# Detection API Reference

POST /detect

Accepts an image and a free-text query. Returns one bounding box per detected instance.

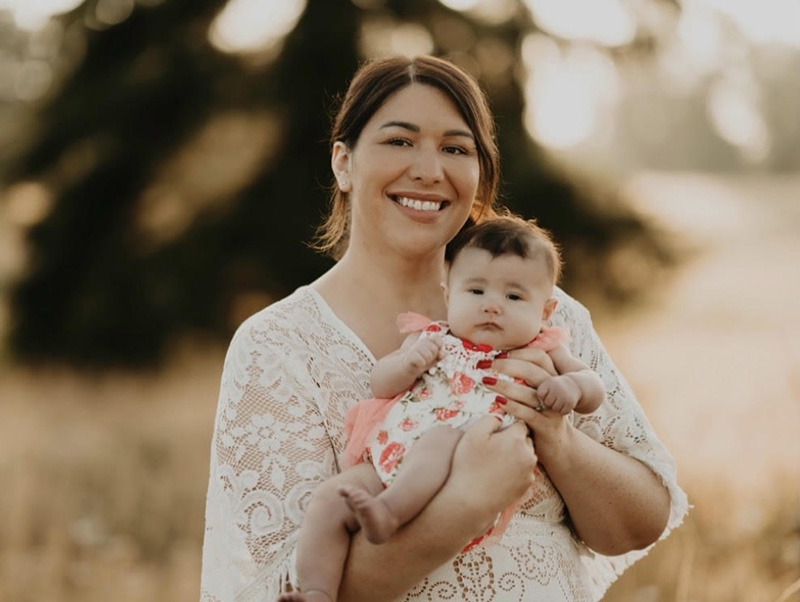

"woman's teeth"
[396,197,443,212]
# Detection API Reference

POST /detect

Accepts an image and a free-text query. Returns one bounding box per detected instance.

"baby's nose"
[482,301,501,314]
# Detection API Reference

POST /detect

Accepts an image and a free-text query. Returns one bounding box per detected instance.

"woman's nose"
[409,144,443,183]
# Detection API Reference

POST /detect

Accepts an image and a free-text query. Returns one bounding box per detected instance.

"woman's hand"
[491,347,557,388]
[482,348,571,469]
[448,416,538,527]
[499,403,573,470]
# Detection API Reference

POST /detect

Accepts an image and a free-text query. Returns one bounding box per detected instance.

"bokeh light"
[522,34,620,149]
[360,18,435,58]
[0,0,84,31]
[522,0,636,47]
[209,0,307,54]
[707,74,771,162]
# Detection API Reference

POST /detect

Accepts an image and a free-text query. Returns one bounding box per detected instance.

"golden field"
[0,173,798,602]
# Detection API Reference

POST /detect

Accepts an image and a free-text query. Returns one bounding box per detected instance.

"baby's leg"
[339,425,463,544]
[278,463,383,602]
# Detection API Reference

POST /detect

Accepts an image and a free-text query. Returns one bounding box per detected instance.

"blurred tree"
[4,0,676,367]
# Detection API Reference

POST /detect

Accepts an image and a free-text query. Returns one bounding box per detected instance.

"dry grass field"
[0,173,797,602]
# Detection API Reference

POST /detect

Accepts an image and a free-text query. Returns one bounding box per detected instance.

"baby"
[279,215,605,602]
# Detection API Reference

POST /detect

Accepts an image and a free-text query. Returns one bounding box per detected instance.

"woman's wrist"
[533,416,579,474]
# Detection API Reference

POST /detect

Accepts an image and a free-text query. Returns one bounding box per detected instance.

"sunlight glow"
[435,0,518,25]
[360,19,434,59]
[4,181,53,227]
[522,0,636,47]
[0,0,84,31]
[135,111,284,249]
[209,0,306,54]
[95,0,134,26]
[707,76,770,162]
[522,35,619,150]
[14,59,53,101]
[437,0,479,11]
[677,3,722,75]
[692,0,800,48]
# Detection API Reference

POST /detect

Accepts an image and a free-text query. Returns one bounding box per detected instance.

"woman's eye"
[386,138,411,147]
[443,145,467,155]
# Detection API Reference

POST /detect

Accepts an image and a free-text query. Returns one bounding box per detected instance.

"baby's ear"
[542,298,558,322]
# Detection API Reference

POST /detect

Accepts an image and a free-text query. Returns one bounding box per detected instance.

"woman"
[200,55,688,602]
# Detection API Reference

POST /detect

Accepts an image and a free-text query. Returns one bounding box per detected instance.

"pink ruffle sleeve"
[527,326,570,352]
[341,312,435,469]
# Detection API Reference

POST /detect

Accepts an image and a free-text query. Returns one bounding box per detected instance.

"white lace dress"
[200,286,688,602]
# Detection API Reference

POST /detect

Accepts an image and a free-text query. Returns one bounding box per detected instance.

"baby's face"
[444,247,555,350]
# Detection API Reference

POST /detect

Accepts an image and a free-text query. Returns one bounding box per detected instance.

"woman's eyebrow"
[379,121,475,140]
[380,120,419,132]
[444,129,474,140]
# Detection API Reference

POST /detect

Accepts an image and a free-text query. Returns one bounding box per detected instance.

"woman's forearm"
[337,479,489,602]
[337,418,537,602]
[542,426,671,555]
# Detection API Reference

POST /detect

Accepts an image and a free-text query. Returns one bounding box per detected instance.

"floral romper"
[342,314,565,550]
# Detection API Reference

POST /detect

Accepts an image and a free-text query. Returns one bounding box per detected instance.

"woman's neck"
[326,247,446,311]
[312,247,449,358]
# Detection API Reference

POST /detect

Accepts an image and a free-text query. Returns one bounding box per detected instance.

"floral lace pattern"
[200,286,688,602]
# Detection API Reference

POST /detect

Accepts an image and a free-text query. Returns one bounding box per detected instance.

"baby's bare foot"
[277,589,333,602]
[337,485,399,544]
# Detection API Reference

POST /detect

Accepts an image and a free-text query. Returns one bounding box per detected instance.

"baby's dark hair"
[445,213,562,284]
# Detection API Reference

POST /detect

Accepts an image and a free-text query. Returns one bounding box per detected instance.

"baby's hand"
[402,336,443,375]
[536,375,581,415]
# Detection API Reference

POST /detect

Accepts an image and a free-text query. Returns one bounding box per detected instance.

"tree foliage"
[5,0,676,367]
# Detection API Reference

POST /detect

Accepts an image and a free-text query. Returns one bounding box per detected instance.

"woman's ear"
[542,298,558,322]
[332,141,352,192]
[441,281,450,305]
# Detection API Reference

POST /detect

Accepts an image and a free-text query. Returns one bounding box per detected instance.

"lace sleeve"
[201,310,337,602]
[551,289,689,599]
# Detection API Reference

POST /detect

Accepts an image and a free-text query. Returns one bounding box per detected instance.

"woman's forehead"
[368,84,471,133]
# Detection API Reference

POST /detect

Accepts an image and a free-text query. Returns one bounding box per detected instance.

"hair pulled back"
[313,55,500,258]
[446,212,563,285]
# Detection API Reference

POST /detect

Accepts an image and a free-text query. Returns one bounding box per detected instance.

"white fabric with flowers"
[363,321,516,482]
[200,285,688,602]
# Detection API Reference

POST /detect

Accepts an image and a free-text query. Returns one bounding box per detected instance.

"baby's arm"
[536,344,605,414]
[370,333,443,399]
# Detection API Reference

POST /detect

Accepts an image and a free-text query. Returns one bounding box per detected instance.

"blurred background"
[0,0,797,600]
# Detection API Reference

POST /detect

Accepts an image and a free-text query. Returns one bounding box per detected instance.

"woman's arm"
[483,299,674,555]
[338,418,538,602]
[502,403,670,554]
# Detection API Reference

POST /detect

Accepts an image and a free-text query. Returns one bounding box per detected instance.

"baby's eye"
[468,288,484,295]
[507,293,523,301]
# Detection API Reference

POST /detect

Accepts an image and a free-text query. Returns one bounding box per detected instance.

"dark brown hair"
[445,213,562,284]
[312,55,500,258]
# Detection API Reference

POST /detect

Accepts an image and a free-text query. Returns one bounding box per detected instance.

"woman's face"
[333,84,481,260]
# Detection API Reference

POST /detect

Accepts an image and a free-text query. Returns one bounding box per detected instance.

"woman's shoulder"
[550,286,591,326]
[230,286,321,351]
